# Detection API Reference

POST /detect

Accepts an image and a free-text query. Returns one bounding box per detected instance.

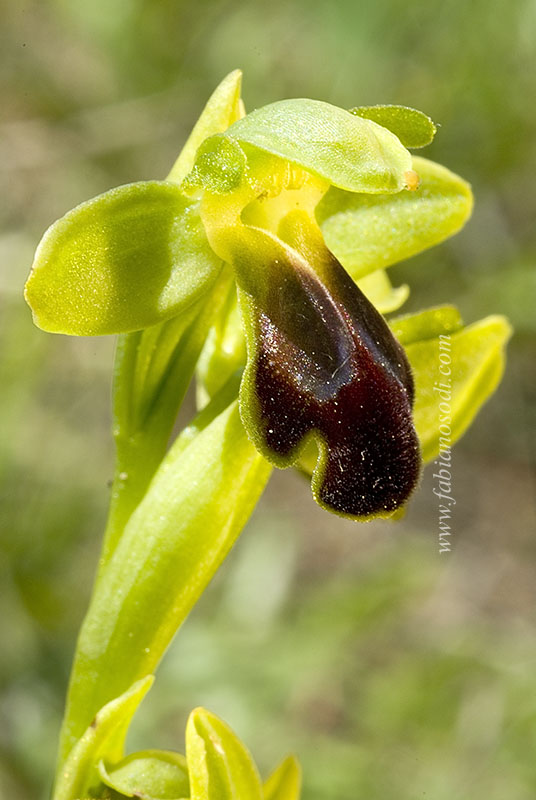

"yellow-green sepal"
[316,156,473,280]
[227,99,413,192]
[25,181,222,335]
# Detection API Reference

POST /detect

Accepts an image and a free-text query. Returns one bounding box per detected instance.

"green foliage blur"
[1,1,535,798]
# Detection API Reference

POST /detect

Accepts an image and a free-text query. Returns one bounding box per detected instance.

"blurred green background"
[1,1,535,798]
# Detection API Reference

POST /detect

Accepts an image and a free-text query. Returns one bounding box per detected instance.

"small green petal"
[167,69,243,184]
[357,269,409,314]
[98,750,189,800]
[407,315,512,462]
[263,755,302,800]
[25,181,222,336]
[186,708,263,800]
[351,105,436,148]
[316,156,473,279]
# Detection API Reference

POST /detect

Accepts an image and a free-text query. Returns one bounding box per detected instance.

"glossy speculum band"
[246,247,421,518]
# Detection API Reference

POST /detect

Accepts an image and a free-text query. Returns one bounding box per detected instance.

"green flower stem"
[93,69,246,572]
[97,271,231,577]
[24,72,508,800]
[57,389,271,775]
[52,72,255,800]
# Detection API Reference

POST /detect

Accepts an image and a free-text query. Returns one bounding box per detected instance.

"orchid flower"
[24,71,510,800]
[24,71,509,522]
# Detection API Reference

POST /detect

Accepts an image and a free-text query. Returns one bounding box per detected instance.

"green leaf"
[406,315,512,462]
[316,156,473,279]
[191,98,413,195]
[25,181,222,335]
[53,676,153,800]
[263,755,302,800]
[389,305,463,346]
[58,393,271,764]
[168,69,243,184]
[186,708,263,800]
[351,105,437,148]
[98,750,189,799]
[357,269,409,314]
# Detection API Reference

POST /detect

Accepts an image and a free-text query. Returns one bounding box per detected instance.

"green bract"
[263,756,302,800]
[24,70,510,800]
[98,750,190,799]
[53,676,154,800]
[186,708,263,800]
[58,686,300,800]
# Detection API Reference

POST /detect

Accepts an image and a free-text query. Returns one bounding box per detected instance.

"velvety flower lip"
[237,215,422,519]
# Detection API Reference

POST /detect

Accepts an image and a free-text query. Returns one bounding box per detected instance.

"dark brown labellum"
[239,233,421,518]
